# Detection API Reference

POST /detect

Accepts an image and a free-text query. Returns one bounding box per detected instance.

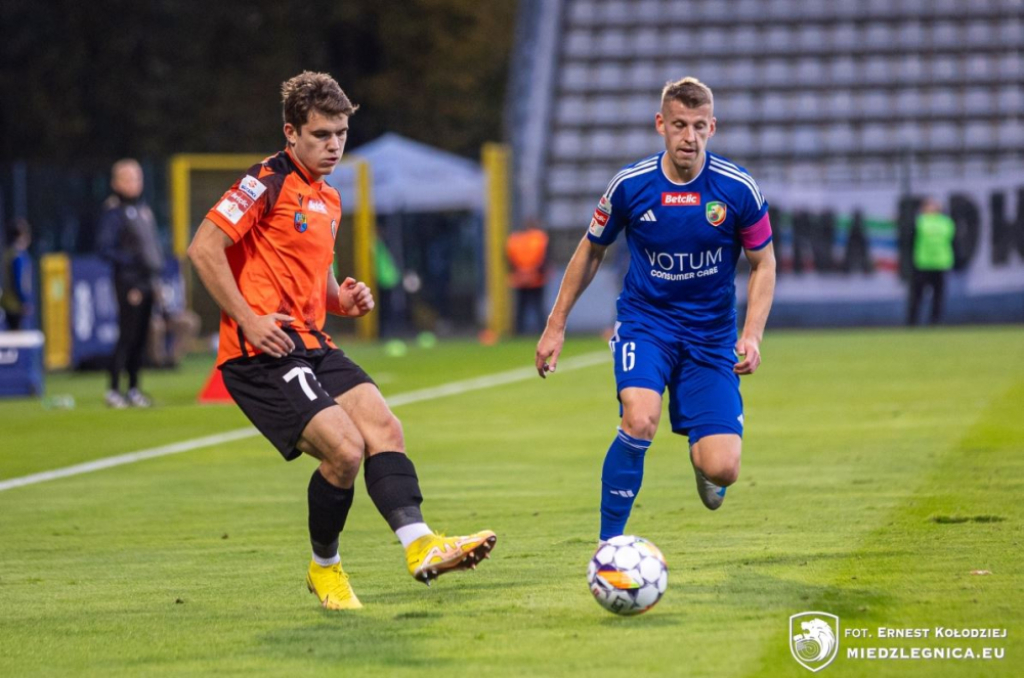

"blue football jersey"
[587,151,771,343]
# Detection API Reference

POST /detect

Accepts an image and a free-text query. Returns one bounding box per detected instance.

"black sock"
[308,468,354,559]
[364,451,424,531]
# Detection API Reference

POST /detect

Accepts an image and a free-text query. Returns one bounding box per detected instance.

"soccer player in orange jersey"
[188,71,495,610]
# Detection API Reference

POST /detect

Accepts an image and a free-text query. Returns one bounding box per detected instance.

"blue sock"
[600,428,652,540]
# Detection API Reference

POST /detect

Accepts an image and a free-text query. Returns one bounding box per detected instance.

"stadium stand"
[510,0,1024,233]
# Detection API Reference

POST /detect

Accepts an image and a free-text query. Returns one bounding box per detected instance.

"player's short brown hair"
[281,71,358,130]
[661,77,714,111]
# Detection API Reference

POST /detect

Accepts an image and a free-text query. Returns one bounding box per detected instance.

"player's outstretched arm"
[187,218,295,358]
[327,272,375,317]
[536,236,608,378]
[735,242,776,375]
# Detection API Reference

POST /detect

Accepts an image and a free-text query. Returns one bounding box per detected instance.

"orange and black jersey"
[205,148,342,366]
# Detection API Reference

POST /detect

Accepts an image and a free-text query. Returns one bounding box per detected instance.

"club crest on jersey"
[294,212,308,233]
[706,201,727,227]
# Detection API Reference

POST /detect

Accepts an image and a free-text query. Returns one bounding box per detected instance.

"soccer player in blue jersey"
[535,77,776,542]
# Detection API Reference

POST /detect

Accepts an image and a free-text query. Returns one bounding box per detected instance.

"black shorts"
[221,348,375,461]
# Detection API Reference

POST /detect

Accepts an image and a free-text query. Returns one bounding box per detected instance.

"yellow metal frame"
[167,153,378,340]
[352,160,377,340]
[39,253,71,369]
[169,154,267,258]
[482,143,511,337]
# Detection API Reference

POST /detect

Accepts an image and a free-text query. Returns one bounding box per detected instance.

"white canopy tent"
[328,133,485,214]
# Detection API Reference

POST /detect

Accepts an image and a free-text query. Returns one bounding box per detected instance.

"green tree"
[0,0,516,160]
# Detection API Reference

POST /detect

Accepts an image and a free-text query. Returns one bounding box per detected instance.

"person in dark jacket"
[97,159,163,408]
[1,218,33,330]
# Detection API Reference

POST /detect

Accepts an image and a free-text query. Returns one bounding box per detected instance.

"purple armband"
[741,213,772,250]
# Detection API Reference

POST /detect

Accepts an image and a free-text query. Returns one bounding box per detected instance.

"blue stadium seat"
[931,21,960,49]
[931,90,960,115]
[997,119,1024,146]
[899,55,927,83]
[763,60,790,86]
[964,54,992,80]
[864,57,894,85]
[793,127,820,155]
[998,53,1020,78]
[825,124,857,153]
[999,16,1023,46]
[929,123,960,152]
[561,63,590,91]
[593,63,626,90]
[861,124,890,152]
[718,126,757,157]
[964,88,994,115]
[964,122,994,148]
[997,86,1023,114]
[598,30,630,58]
[831,57,858,85]
[931,56,959,82]
[894,121,925,151]
[798,25,828,50]
[826,90,855,117]
[553,131,584,160]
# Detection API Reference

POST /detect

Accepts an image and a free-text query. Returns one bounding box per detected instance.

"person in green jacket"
[907,197,955,326]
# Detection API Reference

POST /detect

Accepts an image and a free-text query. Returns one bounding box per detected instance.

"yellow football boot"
[306,560,363,610]
[405,530,497,584]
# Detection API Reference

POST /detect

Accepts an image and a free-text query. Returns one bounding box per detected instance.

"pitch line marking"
[0,351,608,492]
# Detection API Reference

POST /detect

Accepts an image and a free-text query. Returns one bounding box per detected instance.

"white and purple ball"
[587,535,668,615]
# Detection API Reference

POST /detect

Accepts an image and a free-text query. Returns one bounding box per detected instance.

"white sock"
[312,552,341,567]
[395,522,433,548]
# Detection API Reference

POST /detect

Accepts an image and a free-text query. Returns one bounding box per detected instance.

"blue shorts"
[608,321,743,445]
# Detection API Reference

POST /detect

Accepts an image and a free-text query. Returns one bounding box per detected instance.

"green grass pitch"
[1,327,1021,677]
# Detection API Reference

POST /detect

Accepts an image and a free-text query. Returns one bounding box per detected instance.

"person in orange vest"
[506,218,549,335]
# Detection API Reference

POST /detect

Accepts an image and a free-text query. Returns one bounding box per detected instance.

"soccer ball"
[587,535,668,615]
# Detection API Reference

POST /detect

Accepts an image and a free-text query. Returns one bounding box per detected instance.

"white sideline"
[0,351,608,493]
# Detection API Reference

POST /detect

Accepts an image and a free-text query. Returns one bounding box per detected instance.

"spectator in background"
[374,236,403,337]
[907,197,955,326]
[842,209,874,274]
[147,261,200,369]
[506,218,549,335]
[1,218,34,330]
[148,294,201,368]
[97,158,163,407]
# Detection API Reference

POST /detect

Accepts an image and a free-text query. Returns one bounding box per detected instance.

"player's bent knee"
[706,461,740,487]
[693,435,742,486]
[621,412,659,441]
[706,450,741,486]
[323,439,363,479]
[361,412,405,455]
[380,413,405,450]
